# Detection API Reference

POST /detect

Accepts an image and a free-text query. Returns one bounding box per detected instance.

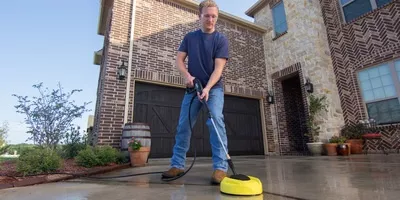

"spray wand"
[193,78,240,177]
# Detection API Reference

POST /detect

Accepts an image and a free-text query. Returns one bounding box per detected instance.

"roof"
[97,0,113,35]
[245,0,267,18]
[96,0,268,36]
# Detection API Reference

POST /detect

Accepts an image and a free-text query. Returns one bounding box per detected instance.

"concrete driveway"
[1,155,399,200]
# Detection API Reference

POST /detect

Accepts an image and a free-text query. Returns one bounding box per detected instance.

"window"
[358,60,400,125]
[272,1,288,36]
[340,0,393,22]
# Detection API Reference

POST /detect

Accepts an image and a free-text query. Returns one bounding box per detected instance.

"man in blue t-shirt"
[161,0,229,185]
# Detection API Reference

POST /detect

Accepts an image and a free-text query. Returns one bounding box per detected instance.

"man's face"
[200,7,218,32]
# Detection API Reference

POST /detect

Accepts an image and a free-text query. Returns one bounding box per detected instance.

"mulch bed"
[0,159,130,189]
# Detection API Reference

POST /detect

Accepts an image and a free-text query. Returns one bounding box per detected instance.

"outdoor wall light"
[117,60,128,80]
[267,91,274,104]
[304,78,314,93]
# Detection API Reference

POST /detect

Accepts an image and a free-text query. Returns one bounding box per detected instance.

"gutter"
[124,0,137,124]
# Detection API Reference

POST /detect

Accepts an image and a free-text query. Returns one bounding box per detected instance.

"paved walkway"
[1,154,400,200]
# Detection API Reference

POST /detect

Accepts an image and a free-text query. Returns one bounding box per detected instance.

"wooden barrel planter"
[121,123,151,165]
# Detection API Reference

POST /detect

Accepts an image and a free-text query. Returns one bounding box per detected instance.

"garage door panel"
[134,82,264,158]
[224,112,260,138]
[150,137,175,158]
[150,105,181,136]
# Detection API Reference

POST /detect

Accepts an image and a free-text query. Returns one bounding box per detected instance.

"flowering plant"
[128,137,142,151]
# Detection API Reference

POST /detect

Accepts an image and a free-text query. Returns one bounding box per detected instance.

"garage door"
[133,82,264,158]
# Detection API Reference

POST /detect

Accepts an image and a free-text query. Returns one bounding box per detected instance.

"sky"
[0,0,259,144]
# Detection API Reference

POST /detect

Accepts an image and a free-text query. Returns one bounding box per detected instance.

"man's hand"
[185,75,195,88]
[198,87,210,102]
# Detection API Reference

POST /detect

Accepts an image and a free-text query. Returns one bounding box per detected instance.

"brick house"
[245,0,400,154]
[316,0,400,152]
[92,0,400,157]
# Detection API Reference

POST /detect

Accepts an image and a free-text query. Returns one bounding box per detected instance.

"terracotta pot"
[324,143,338,156]
[128,146,150,167]
[346,139,363,154]
[345,143,351,155]
[336,144,350,156]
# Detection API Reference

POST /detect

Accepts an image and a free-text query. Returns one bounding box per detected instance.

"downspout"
[124,0,137,124]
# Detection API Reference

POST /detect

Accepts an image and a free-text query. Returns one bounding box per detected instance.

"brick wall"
[93,0,271,150]
[319,1,400,151]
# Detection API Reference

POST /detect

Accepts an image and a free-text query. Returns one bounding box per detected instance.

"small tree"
[305,94,328,143]
[13,82,91,150]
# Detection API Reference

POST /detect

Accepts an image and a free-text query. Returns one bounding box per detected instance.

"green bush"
[95,145,118,165]
[75,147,100,168]
[60,143,87,159]
[16,147,62,176]
[75,145,119,168]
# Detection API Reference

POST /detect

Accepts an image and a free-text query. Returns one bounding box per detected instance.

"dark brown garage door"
[133,82,264,158]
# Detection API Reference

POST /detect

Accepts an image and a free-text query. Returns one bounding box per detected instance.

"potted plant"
[340,123,364,154]
[324,136,340,156]
[128,137,150,167]
[305,94,328,156]
[336,136,350,156]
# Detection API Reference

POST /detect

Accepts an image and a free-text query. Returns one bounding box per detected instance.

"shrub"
[60,126,88,159]
[75,147,100,168]
[60,143,87,159]
[16,147,62,176]
[95,145,118,165]
[75,145,119,168]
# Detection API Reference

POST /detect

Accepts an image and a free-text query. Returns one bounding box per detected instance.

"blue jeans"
[170,87,228,172]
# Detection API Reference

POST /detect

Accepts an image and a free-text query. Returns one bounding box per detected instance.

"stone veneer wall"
[93,0,271,151]
[251,0,345,153]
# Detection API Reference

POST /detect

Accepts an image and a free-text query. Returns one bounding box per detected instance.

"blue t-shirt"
[178,29,229,89]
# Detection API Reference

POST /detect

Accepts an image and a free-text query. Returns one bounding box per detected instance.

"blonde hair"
[199,0,219,14]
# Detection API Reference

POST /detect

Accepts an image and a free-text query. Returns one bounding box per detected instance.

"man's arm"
[176,51,194,87]
[204,58,227,90]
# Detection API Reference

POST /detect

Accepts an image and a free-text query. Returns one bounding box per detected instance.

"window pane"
[273,2,287,35]
[358,64,397,101]
[363,90,375,101]
[370,77,382,88]
[366,98,400,124]
[373,88,385,99]
[275,23,288,35]
[379,65,391,75]
[361,80,372,90]
[368,67,380,78]
[343,0,372,22]
[384,86,396,97]
[381,74,393,86]
[359,71,369,81]
[376,0,393,7]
